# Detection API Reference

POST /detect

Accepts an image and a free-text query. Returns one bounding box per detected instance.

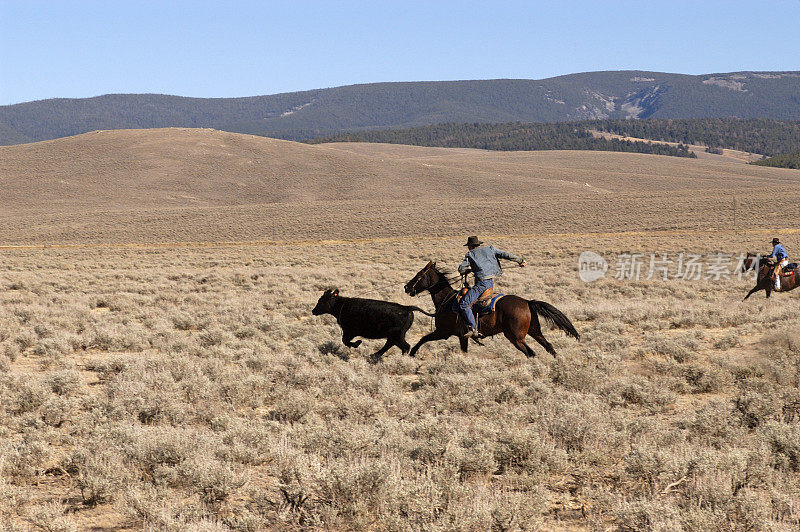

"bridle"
[408,264,460,314]
[407,264,433,296]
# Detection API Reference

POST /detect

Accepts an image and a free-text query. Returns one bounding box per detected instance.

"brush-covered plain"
[1,234,799,531]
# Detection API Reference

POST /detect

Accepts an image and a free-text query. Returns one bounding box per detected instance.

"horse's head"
[738,252,760,273]
[404,261,437,296]
[312,288,339,315]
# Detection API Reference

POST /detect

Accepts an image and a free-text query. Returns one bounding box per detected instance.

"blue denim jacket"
[458,245,522,280]
[769,244,787,261]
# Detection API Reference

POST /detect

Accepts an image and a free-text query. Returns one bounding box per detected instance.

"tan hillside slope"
[1,128,799,245]
[0,128,427,210]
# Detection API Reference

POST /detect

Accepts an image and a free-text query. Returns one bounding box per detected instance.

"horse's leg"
[409,329,450,357]
[766,286,771,298]
[459,336,469,353]
[525,311,556,355]
[506,333,536,357]
[743,285,762,301]
[531,333,557,356]
[504,330,536,357]
[495,300,535,357]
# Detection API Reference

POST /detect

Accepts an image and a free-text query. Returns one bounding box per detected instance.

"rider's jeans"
[776,259,789,289]
[459,278,494,329]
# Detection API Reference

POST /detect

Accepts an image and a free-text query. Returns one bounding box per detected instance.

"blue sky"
[2,0,799,105]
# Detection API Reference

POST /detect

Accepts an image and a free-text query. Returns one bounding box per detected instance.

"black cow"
[312,288,435,362]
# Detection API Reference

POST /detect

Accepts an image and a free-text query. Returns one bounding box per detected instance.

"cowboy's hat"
[464,236,483,247]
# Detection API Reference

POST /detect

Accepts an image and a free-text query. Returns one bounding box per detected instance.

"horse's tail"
[406,305,437,317]
[529,300,580,340]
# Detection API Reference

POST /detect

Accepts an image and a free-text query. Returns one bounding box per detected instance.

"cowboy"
[768,237,788,290]
[458,236,526,339]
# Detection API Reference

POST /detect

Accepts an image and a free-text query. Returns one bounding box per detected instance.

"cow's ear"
[332,288,339,296]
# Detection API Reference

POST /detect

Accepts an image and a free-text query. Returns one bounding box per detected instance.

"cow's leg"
[409,329,450,357]
[342,332,362,348]
[369,339,394,363]
[398,337,411,356]
[397,317,413,356]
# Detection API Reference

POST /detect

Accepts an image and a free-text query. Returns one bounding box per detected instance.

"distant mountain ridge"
[2,70,800,145]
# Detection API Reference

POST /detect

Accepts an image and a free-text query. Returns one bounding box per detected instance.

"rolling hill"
[2,70,800,145]
[1,128,799,246]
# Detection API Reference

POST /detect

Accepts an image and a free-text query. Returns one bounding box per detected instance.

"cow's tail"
[406,306,437,317]
[529,300,580,340]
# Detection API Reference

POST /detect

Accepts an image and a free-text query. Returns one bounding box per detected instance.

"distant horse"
[404,262,579,357]
[743,260,800,300]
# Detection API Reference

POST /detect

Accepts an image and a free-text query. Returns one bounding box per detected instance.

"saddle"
[454,287,505,316]
[456,286,494,309]
[773,261,797,277]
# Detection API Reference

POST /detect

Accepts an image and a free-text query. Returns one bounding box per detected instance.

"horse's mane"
[432,264,453,276]
[431,263,461,286]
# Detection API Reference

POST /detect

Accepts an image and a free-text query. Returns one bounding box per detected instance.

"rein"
[422,269,460,314]
[434,290,458,313]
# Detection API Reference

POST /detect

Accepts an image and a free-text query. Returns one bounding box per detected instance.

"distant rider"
[458,236,526,339]
[768,237,788,290]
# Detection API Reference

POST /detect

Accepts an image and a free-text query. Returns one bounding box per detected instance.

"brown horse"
[743,261,800,300]
[404,262,579,357]
[738,252,761,273]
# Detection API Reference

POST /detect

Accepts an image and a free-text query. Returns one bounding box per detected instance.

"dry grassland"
[2,129,800,246]
[2,234,799,531]
[1,129,799,530]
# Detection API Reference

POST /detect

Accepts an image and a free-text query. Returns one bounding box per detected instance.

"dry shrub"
[494,426,568,476]
[603,375,675,411]
[63,448,130,506]
[45,369,81,396]
[180,456,247,505]
[761,422,800,473]
[614,498,682,532]
[318,340,348,361]
[24,501,77,532]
